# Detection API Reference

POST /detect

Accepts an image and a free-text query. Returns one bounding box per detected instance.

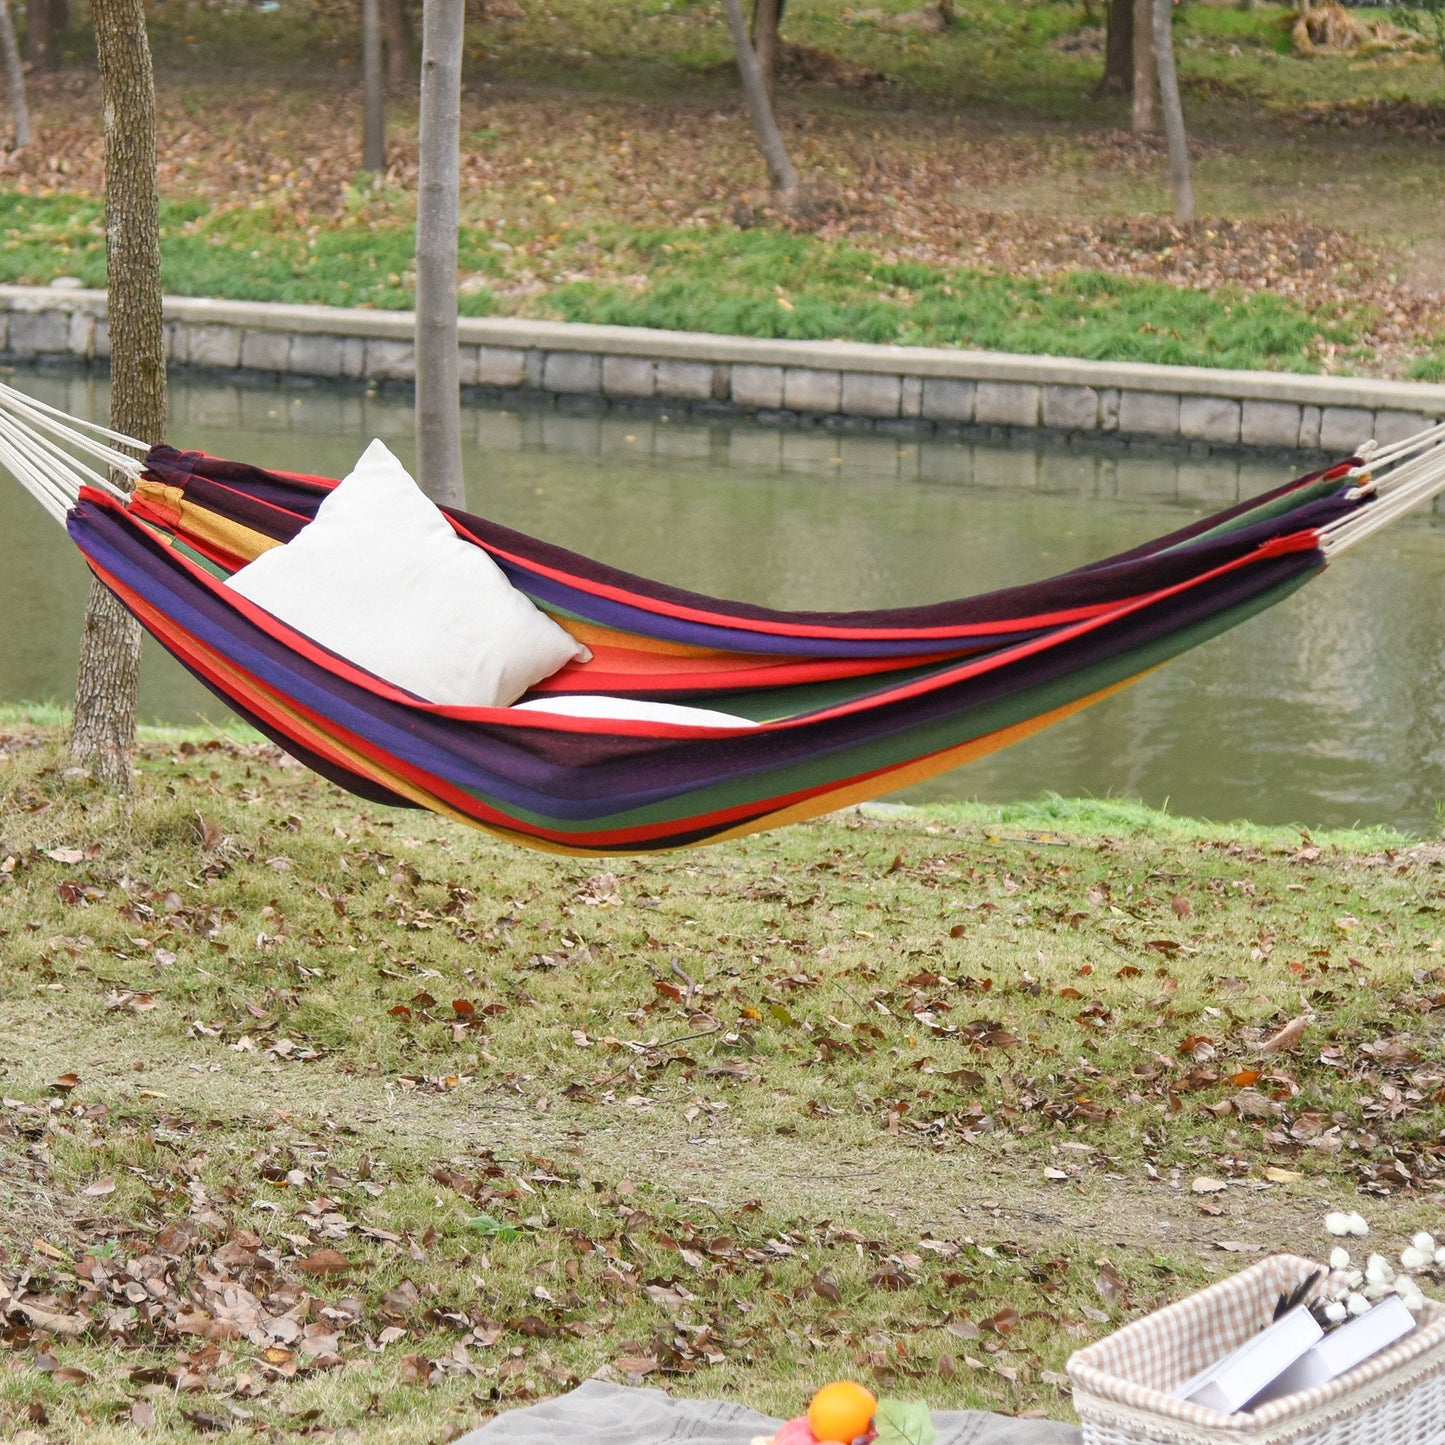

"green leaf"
[872,1398,936,1445]
[467,1212,522,1242]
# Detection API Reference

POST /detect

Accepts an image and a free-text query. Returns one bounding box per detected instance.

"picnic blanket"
[454,1379,1082,1444]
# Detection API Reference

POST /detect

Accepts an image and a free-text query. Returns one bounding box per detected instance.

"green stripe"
[1161,477,1343,553]
[448,567,1319,839]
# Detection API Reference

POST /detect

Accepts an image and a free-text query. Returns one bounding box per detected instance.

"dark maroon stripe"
[149,446,1356,638]
[1086,462,1349,567]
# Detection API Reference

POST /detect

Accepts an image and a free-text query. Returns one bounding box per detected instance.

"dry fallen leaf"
[811,1271,841,1303]
[1192,1176,1229,1194]
[1262,1016,1310,1055]
[16,1302,87,1336]
[1263,1166,1305,1184]
[80,1177,116,1198]
[296,1248,351,1276]
[615,1355,658,1376]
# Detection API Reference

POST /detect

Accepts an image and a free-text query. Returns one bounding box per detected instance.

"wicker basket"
[1066,1254,1445,1445]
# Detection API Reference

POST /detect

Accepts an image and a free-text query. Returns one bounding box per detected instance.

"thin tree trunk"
[383,0,409,87]
[414,0,464,509]
[1153,0,1194,224]
[751,0,783,103]
[73,0,165,788]
[1099,0,1133,95]
[722,0,797,203]
[25,0,53,69]
[1132,0,1156,135]
[362,0,386,171]
[0,0,31,148]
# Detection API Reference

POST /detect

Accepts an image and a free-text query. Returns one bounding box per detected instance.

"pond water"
[3,370,1444,835]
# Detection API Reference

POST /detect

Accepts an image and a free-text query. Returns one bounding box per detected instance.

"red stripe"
[783,528,1325,729]
[439,512,1130,643]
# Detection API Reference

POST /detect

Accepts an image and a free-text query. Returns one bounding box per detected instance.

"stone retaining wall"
[4,285,1443,455]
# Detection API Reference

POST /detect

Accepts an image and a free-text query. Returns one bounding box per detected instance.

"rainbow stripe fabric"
[64,445,1368,854]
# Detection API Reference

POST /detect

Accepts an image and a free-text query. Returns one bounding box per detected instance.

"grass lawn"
[1,1,1443,378]
[3,717,1445,1440]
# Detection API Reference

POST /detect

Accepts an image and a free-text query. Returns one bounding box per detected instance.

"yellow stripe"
[134,481,282,565]
[559,618,742,660]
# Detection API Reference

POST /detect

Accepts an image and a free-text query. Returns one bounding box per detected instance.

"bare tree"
[0,0,30,149]
[25,0,61,70]
[1153,0,1194,223]
[1099,0,1133,94]
[1132,0,1157,135]
[72,0,165,787]
[383,0,410,87]
[414,0,464,508]
[362,0,386,172]
[722,0,798,205]
[752,0,783,101]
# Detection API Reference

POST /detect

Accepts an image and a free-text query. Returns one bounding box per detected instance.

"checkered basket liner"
[1067,1254,1445,1444]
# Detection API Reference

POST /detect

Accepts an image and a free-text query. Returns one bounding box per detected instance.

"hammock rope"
[0,380,142,523]
[1320,419,1445,558]
[4,384,1445,854]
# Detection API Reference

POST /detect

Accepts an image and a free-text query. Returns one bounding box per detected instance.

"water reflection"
[2,371,1442,834]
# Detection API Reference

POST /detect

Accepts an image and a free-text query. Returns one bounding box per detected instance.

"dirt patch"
[2,997,1439,1270]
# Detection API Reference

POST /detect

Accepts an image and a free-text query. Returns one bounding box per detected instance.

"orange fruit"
[807,1381,877,1444]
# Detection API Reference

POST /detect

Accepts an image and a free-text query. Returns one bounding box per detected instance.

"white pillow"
[513,695,758,729]
[225,439,589,707]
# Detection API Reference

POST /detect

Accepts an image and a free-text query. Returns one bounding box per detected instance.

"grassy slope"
[2,723,1443,1440]
[0,193,1365,371]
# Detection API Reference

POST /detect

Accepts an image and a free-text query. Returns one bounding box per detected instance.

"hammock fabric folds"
[65,444,1369,854]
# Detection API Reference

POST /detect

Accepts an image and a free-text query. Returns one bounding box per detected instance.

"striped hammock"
[4,383,1445,855]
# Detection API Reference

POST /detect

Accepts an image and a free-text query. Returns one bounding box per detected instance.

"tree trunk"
[73,0,165,788]
[1099,0,1133,95]
[0,0,31,148]
[722,0,798,203]
[414,0,464,509]
[751,0,783,103]
[383,0,409,87]
[362,0,386,171]
[1153,0,1194,224]
[1132,0,1157,135]
[25,0,61,69]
